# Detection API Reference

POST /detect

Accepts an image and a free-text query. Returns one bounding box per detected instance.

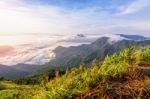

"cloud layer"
[0,34,104,65]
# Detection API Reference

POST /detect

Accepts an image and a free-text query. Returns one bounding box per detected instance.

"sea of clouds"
[0,34,125,65]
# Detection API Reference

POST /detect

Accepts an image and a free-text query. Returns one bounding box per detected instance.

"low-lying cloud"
[0,46,14,57]
[0,34,104,65]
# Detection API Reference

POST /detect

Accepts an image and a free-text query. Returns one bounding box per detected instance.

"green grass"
[0,81,19,90]
[0,81,49,99]
[140,45,150,61]
[0,45,150,99]
[46,66,102,98]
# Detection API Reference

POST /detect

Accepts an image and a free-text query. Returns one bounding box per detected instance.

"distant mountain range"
[0,63,44,79]
[1,34,150,79]
[117,34,150,41]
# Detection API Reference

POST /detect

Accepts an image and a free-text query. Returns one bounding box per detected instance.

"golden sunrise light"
[0,0,150,98]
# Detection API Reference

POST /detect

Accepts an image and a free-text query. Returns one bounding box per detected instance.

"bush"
[140,45,150,61]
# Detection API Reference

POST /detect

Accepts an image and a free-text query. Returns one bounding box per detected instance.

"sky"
[0,0,150,36]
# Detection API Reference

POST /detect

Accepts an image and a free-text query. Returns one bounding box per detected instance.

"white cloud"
[119,0,150,15]
[0,0,150,35]
[0,0,73,34]
[0,0,120,34]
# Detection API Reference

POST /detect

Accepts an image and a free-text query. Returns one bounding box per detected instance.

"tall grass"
[0,81,49,99]
[140,45,150,61]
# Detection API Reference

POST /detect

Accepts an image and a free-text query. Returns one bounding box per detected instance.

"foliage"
[140,45,150,61]
[100,47,138,80]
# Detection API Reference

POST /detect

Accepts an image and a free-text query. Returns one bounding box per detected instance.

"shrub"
[140,45,150,61]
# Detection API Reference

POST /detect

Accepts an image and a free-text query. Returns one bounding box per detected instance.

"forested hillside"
[49,37,150,68]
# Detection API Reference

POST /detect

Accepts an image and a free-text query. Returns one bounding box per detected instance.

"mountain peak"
[93,34,125,45]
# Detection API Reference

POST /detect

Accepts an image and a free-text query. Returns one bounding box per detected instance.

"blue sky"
[26,0,132,9]
[0,0,150,36]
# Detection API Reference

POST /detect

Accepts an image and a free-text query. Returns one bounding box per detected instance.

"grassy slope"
[0,81,48,99]
[0,46,150,99]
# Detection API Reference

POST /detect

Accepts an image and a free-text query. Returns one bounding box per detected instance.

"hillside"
[0,64,49,80]
[49,37,150,67]
[0,64,29,79]
[0,45,150,99]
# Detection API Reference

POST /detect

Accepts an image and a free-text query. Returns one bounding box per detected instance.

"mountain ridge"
[49,37,150,67]
[1,34,150,79]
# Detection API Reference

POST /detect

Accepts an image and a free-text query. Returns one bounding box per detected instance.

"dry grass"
[74,61,150,99]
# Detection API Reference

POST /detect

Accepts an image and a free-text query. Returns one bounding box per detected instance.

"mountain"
[0,64,29,79]
[1,34,150,79]
[49,35,150,68]
[0,63,48,79]
[117,34,150,41]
